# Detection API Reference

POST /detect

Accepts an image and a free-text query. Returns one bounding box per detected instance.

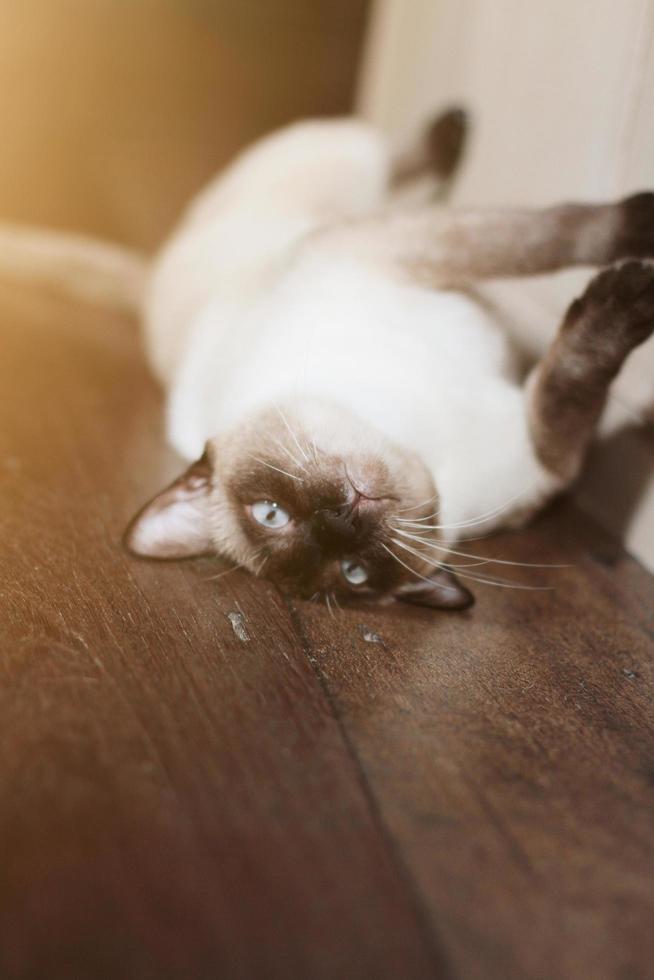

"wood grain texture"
[293,510,654,980]
[0,281,653,979]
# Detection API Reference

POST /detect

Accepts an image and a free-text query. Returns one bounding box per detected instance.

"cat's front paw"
[575,259,654,351]
[614,191,654,259]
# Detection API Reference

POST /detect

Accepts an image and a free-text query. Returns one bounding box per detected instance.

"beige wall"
[0,0,369,250]
[360,0,654,569]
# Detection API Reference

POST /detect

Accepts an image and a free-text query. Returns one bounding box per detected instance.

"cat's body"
[144,119,555,546]
[3,111,653,608]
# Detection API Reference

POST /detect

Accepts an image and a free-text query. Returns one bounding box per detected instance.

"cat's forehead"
[227,456,348,511]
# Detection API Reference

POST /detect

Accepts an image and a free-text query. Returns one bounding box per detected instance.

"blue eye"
[341,559,368,585]
[251,500,290,529]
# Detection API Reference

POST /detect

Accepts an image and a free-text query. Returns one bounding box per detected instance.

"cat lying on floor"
[120,110,654,609]
[6,110,654,610]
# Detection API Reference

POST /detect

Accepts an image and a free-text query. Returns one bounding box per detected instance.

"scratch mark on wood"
[227,610,250,643]
[359,625,384,646]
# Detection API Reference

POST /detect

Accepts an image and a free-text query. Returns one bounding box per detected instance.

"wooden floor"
[1,281,654,980]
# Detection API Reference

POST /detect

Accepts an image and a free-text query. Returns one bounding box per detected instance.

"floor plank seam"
[283,598,453,980]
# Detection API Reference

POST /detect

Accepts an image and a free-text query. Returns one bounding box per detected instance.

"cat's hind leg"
[333,190,654,287]
[526,260,654,483]
[390,107,469,204]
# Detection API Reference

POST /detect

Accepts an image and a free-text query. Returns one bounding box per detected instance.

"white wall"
[358,0,654,569]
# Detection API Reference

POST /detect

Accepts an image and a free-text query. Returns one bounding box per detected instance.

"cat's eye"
[341,559,368,586]
[251,499,290,529]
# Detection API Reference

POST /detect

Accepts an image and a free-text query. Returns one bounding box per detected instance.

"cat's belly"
[167,258,559,534]
[202,261,518,447]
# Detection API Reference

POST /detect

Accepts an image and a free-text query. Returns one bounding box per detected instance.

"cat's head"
[125,401,473,611]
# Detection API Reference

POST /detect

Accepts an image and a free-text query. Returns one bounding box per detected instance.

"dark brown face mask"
[124,450,474,613]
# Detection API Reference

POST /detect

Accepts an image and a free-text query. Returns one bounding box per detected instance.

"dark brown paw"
[574,259,654,350]
[614,191,654,259]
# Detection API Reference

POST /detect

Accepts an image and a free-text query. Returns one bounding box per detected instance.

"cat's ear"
[394,568,474,611]
[124,449,215,559]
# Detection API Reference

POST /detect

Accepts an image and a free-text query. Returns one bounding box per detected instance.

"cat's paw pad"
[615,191,654,259]
[579,259,654,348]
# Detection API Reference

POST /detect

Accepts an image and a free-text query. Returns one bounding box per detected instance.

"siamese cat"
[5,110,654,609]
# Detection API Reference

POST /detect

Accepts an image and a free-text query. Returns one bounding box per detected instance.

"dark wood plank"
[0,283,441,980]
[292,503,654,980]
[4,279,653,980]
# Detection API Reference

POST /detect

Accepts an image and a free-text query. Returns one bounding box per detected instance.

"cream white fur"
[144,118,561,541]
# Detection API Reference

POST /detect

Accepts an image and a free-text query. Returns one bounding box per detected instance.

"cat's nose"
[312,498,359,549]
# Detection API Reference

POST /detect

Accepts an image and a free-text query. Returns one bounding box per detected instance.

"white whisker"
[393,521,513,544]
[306,438,322,466]
[204,564,242,582]
[204,547,264,582]
[391,531,516,567]
[390,538,446,573]
[380,542,450,590]
[392,528,570,569]
[248,454,304,483]
[391,538,554,591]
[394,486,536,533]
[270,434,308,473]
[452,528,507,543]
[394,509,440,524]
[437,487,536,531]
[423,554,494,569]
[253,554,269,577]
[444,570,554,591]
[396,492,439,514]
[394,514,438,527]
[275,405,310,464]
